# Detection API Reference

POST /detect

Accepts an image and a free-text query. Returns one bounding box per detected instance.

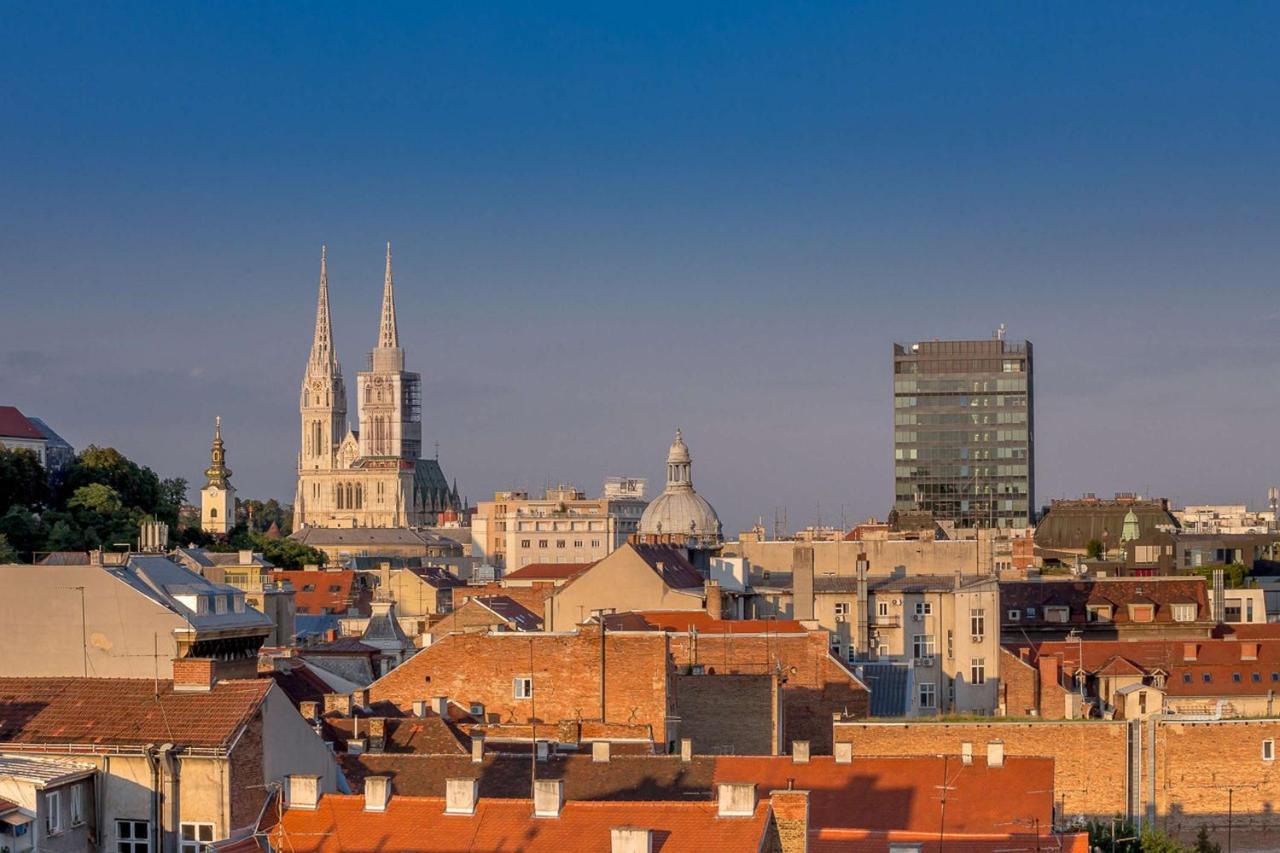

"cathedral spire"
[310,245,337,370]
[204,415,232,488]
[378,241,399,349]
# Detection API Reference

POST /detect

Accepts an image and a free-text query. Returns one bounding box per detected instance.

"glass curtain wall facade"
[893,339,1034,528]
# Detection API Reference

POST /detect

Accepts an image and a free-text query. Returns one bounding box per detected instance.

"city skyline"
[4,4,1280,533]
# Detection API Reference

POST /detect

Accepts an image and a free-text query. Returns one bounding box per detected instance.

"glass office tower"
[892,338,1034,528]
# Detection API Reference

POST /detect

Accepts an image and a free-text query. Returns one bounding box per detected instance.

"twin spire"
[309,243,401,367]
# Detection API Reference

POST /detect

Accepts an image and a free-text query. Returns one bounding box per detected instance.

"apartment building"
[472,483,647,570]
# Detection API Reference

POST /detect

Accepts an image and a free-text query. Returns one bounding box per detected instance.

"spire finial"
[379,241,399,348]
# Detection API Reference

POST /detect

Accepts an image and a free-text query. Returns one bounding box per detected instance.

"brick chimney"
[172,657,216,693]
[767,789,810,853]
[324,693,353,717]
[351,689,370,711]
[299,701,320,723]
[704,580,722,620]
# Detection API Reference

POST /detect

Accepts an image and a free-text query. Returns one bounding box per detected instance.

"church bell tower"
[201,416,236,535]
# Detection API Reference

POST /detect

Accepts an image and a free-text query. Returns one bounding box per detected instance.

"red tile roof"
[810,829,1090,852]
[0,406,44,441]
[713,755,1054,836]
[502,562,591,581]
[273,569,365,616]
[622,611,809,634]
[1000,578,1209,628]
[262,793,771,852]
[0,678,272,749]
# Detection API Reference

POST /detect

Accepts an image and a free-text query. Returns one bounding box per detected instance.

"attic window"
[1007,609,1020,621]
[1172,604,1195,622]
[1128,604,1154,623]
[1087,605,1113,623]
[1183,673,1192,684]
[1044,606,1069,624]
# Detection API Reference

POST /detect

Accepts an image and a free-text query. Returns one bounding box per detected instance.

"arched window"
[365,386,372,404]
[355,484,363,509]
[210,507,218,518]
[336,484,344,509]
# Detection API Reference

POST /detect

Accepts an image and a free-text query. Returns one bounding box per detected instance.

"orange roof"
[630,611,809,634]
[1027,638,1280,697]
[274,569,364,615]
[0,677,271,749]
[713,755,1054,835]
[502,562,591,581]
[263,794,771,852]
[811,829,1090,852]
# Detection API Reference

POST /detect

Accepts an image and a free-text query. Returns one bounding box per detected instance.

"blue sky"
[2,3,1279,532]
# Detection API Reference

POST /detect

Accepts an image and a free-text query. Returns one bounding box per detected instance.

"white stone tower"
[201,416,236,534]
[357,243,422,461]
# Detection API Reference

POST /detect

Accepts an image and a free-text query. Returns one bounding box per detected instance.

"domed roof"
[639,429,722,547]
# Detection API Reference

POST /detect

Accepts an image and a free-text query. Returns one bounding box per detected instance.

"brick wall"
[172,657,216,691]
[668,630,869,752]
[766,789,809,853]
[370,625,674,746]
[1153,719,1280,836]
[676,674,776,755]
[999,648,1071,719]
[834,720,1129,820]
[228,708,267,830]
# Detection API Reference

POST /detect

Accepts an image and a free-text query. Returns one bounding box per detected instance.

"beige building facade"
[473,483,646,570]
[294,246,459,530]
[543,543,707,631]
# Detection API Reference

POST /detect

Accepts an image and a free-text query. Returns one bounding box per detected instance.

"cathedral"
[294,245,460,529]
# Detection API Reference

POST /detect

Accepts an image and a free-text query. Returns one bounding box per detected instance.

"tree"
[0,505,43,559]
[1140,829,1190,853]
[60,446,162,516]
[0,447,48,513]
[1086,538,1105,560]
[44,519,82,552]
[0,533,17,564]
[1192,826,1220,853]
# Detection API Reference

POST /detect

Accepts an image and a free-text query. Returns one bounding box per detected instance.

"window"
[970,657,986,685]
[1044,606,1069,623]
[877,601,889,617]
[914,602,932,616]
[520,540,531,548]
[71,783,83,826]
[1203,673,1213,684]
[513,677,533,699]
[1233,673,1242,683]
[918,682,936,709]
[45,789,61,834]
[1007,609,1020,621]
[180,822,214,853]
[302,584,316,592]
[1264,740,1275,762]
[1182,673,1192,684]
[1087,605,1113,623]
[834,602,850,617]
[591,540,601,547]
[573,540,583,548]
[1252,672,1262,683]
[328,584,342,593]
[1172,603,1195,622]
[969,608,985,639]
[214,595,227,615]
[556,540,565,548]
[1129,604,1154,623]
[1138,691,1148,715]
[117,819,150,852]
[912,634,935,660]
[538,540,548,548]
[209,507,217,518]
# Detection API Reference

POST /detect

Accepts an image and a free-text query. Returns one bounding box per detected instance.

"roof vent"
[285,775,321,811]
[471,735,485,764]
[611,827,653,853]
[716,782,757,817]
[987,740,1004,768]
[791,740,810,764]
[680,738,693,762]
[364,776,391,812]
[834,741,852,764]
[533,779,564,818]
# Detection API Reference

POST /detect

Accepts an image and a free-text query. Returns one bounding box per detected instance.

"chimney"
[432,696,449,716]
[380,561,393,597]
[961,742,973,766]
[324,628,338,643]
[1242,642,1260,662]
[445,778,479,815]
[680,738,693,762]
[791,740,810,764]
[239,549,253,565]
[299,701,320,723]
[412,699,428,718]
[987,741,1004,768]
[592,741,611,763]
[533,779,564,817]
[324,693,353,717]
[1039,655,1060,690]
[352,689,370,711]
[471,735,485,764]
[717,782,757,817]
[834,741,852,764]
[285,775,321,810]
[364,776,391,812]
[172,657,216,693]
[610,827,653,853]
[704,580,722,620]
[1183,643,1199,662]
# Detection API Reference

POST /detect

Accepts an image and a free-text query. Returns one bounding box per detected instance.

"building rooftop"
[0,677,272,750]
[0,405,45,441]
[502,562,592,581]
[470,596,543,631]
[0,754,96,785]
[999,578,1210,628]
[601,610,809,634]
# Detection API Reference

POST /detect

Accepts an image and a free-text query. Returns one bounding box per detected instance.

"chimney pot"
[834,741,852,764]
[533,779,564,817]
[364,776,391,812]
[445,778,479,815]
[791,740,810,764]
[717,782,757,817]
[592,741,611,763]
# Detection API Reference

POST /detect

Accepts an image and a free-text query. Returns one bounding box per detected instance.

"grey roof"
[808,574,996,594]
[295,613,342,638]
[0,755,96,785]
[854,663,912,717]
[474,596,543,630]
[25,417,72,451]
[362,603,414,651]
[173,547,273,570]
[120,555,272,633]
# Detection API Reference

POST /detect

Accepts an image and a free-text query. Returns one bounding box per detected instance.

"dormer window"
[1128,604,1155,623]
[1044,606,1070,624]
[1087,605,1113,623]
[214,595,228,615]
[1171,603,1195,623]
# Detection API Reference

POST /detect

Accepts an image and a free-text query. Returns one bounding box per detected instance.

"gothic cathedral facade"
[294,245,460,529]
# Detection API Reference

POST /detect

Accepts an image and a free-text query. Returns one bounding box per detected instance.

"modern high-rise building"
[892,337,1034,528]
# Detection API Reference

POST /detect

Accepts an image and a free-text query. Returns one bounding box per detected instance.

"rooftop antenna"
[995,323,1007,341]
[1269,487,1278,527]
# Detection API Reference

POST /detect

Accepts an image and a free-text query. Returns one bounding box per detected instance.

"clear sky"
[3,3,1279,533]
